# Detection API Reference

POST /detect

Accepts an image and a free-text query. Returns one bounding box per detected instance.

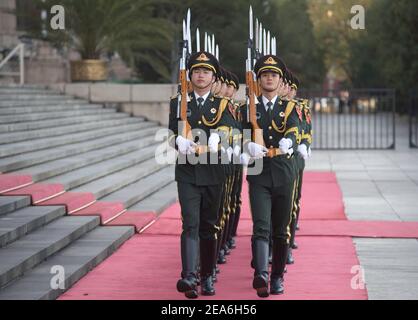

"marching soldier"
[168,51,236,298]
[215,70,242,266]
[225,72,244,252]
[285,74,312,263]
[241,55,302,297]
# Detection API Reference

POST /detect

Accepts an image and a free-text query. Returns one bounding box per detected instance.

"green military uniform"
[289,95,312,252]
[241,55,301,297]
[169,51,235,298]
[227,100,245,250]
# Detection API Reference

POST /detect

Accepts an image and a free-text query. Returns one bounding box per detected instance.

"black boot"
[200,239,217,296]
[228,237,236,249]
[252,239,270,298]
[212,268,217,283]
[286,248,295,265]
[250,238,255,269]
[291,241,298,250]
[217,248,227,264]
[177,237,199,299]
[270,240,288,295]
[223,243,231,256]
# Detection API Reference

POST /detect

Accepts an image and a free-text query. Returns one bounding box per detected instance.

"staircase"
[0,85,177,299]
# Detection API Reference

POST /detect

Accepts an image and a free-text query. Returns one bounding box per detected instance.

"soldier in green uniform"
[241,55,302,297]
[216,70,243,264]
[225,72,244,253]
[213,67,234,267]
[285,74,312,264]
[168,51,236,299]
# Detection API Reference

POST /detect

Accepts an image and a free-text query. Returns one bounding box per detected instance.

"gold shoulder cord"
[202,98,229,127]
[272,100,296,133]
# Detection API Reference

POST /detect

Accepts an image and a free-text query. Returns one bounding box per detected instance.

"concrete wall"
[0,0,18,49]
[48,83,246,126]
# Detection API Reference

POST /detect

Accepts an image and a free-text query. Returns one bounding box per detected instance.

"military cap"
[187,51,219,76]
[217,66,227,83]
[290,74,300,90]
[228,72,240,90]
[254,54,287,78]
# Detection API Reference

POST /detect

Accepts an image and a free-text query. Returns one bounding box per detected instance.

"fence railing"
[0,43,25,85]
[410,90,418,148]
[298,89,396,150]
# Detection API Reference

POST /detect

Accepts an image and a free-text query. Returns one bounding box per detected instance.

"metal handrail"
[0,43,25,85]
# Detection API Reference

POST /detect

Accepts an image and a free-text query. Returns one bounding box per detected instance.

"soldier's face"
[191,68,216,90]
[288,89,297,99]
[225,85,235,98]
[219,82,228,96]
[211,80,220,94]
[259,72,280,93]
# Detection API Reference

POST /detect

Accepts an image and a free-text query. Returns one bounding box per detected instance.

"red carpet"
[59,171,371,300]
[59,233,366,300]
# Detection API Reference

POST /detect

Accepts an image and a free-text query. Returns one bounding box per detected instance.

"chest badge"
[210,108,217,114]
[279,111,285,117]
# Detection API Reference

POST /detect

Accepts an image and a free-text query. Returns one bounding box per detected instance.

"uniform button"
[269,126,272,130]
[269,136,273,140]
[198,121,202,124]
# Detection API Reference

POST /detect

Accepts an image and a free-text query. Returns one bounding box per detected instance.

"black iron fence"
[410,90,418,148]
[298,89,396,150]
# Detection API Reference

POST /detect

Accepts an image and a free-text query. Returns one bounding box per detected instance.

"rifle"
[177,10,192,139]
[246,6,263,146]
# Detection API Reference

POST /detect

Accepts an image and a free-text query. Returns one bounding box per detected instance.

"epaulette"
[170,93,179,100]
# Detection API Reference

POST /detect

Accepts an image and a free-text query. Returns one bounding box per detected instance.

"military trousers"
[249,180,296,243]
[178,182,223,241]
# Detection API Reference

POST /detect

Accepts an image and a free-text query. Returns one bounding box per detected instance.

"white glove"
[308,147,312,158]
[297,144,308,160]
[226,147,233,162]
[176,136,196,155]
[208,133,220,153]
[240,153,251,166]
[279,138,293,155]
[233,145,241,157]
[248,142,268,158]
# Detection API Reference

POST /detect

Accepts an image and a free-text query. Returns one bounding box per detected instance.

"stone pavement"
[305,115,418,299]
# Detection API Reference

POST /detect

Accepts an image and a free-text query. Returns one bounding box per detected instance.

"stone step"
[0,107,116,124]
[0,226,134,300]
[0,121,154,158]
[102,166,174,209]
[71,157,168,199]
[129,180,177,215]
[0,94,69,101]
[0,196,31,216]
[0,104,103,116]
[0,125,161,173]
[0,117,141,145]
[0,206,66,248]
[12,136,157,182]
[0,89,59,95]
[39,142,161,190]
[0,99,89,108]
[0,215,100,288]
[0,112,130,134]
